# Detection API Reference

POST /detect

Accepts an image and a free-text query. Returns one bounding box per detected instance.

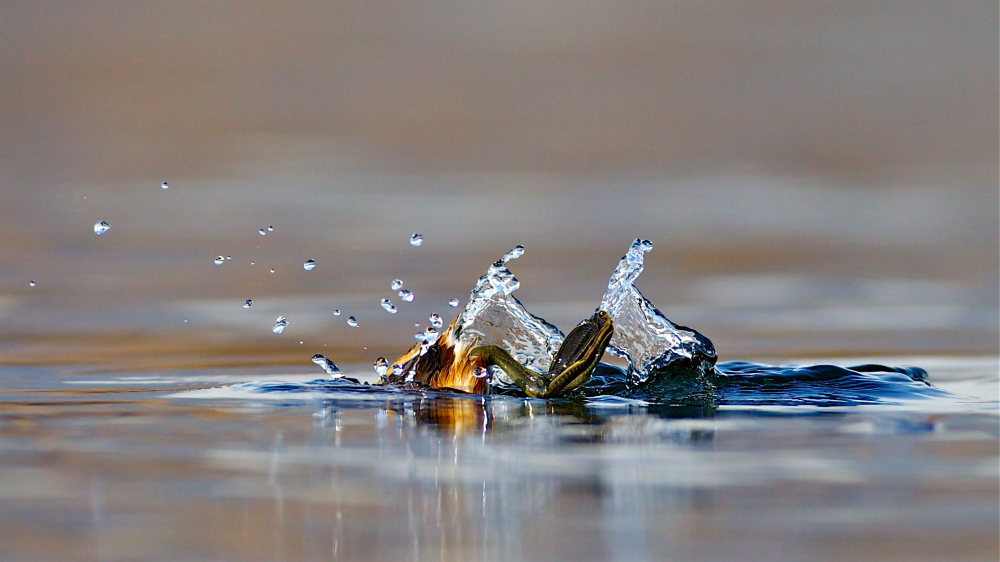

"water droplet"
[312,354,343,377]
[391,364,404,376]
[267,225,274,232]
[299,341,304,345]
[269,267,276,274]
[414,326,439,343]
[346,316,358,327]
[429,313,443,328]
[398,289,414,302]
[473,366,489,379]
[226,255,232,261]
[272,316,288,334]
[214,256,225,265]
[28,280,36,287]
[303,259,316,271]
[373,357,388,376]
[448,298,460,307]
[250,260,256,265]
[243,299,253,308]
[405,371,416,383]
[258,228,267,236]
[502,244,525,261]
[380,298,397,314]
[161,181,169,190]
[390,278,404,291]
[409,233,423,246]
[332,308,341,316]
[93,221,111,235]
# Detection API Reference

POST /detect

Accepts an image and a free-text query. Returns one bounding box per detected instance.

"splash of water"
[444,240,714,388]
[599,239,716,386]
[450,245,565,382]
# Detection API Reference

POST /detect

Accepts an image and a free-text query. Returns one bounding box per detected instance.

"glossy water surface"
[1,344,996,562]
[1,4,997,560]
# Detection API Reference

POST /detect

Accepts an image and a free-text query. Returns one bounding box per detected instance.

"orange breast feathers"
[382,322,489,394]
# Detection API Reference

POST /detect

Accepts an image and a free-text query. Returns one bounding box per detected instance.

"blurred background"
[1,0,997,368]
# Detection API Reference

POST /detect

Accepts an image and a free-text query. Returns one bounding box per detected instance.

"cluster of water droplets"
[428,313,443,328]
[598,238,716,385]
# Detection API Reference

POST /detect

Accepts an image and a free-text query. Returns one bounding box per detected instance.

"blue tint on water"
[712,361,948,407]
[231,359,960,411]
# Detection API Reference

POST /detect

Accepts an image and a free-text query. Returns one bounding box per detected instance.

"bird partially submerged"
[378,309,614,398]
[376,239,716,399]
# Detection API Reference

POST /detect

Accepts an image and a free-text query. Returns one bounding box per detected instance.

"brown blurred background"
[0,1,996,364]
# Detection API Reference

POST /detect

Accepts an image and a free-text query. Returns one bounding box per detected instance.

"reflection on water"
[0,2,995,559]
[0,359,996,561]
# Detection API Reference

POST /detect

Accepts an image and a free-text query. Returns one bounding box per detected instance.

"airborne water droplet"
[502,244,525,262]
[272,316,288,334]
[267,225,274,232]
[390,279,404,291]
[332,308,341,316]
[214,256,225,265]
[414,326,439,343]
[380,298,398,314]
[346,316,358,327]
[409,233,423,246]
[93,221,111,235]
[398,289,414,302]
[448,298,459,307]
[269,267,276,274]
[312,354,343,378]
[243,299,253,308]
[303,259,316,271]
[391,364,403,376]
[258,228,267,236]
[373,357,388,376]
[28,280,36,287]
[429,313,443,328]
[161,181,169,190]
